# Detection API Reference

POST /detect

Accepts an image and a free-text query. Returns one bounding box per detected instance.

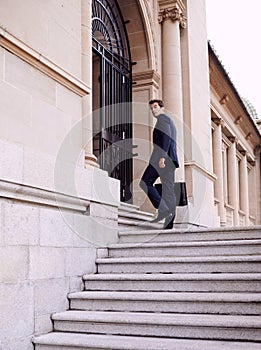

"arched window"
[92,0,131,73]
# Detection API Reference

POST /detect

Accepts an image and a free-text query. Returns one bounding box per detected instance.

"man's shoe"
[150,210,171,223]
[163,213,174,229]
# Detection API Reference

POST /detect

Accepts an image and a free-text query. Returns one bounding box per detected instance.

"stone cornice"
[184,161,217,182]
[158,0,187,27]
[0,26,90,97]
[158,0,185,12]
[132,70,160,88]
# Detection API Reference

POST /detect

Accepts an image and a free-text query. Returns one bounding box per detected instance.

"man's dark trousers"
[140,159,176,218]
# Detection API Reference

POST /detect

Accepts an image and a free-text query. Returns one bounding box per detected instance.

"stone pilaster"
[81,0,98,167]
[239,151,249,225]
[212,120,226,225]
[227,137,239,225]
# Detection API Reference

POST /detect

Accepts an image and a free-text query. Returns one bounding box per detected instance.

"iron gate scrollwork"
[92,0,135,202]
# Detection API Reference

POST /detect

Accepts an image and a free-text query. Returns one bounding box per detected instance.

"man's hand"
[159,157,166,168]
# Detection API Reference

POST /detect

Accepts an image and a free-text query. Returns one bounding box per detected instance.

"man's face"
[150,102,163,118]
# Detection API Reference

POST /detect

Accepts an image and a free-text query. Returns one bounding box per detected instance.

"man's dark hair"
[149,99,164,108]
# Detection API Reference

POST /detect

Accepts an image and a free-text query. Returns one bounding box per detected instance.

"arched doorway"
[92,0,133,202]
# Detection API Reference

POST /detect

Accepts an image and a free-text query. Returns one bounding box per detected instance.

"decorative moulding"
[219,94,229,105]
[158,0,186,27]
[158,0,185,12]
[0,179,90,213]
[184,161,217,182]
[132,70,160,88]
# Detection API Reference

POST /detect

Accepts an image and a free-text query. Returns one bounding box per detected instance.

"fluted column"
[239,151,249,225]
[81,0,98,167]
[212,120,226,225]
[227,137,239,225]
[158,0,186,179]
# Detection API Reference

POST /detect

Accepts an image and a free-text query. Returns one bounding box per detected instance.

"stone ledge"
[0,179,90,213]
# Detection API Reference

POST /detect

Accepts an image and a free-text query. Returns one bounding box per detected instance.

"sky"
[205,0,261,119]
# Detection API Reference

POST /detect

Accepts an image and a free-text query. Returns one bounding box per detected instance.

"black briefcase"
[155,182,188,206]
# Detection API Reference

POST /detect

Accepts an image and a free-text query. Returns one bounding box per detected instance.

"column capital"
[228,136,238,144]
[158,0,187,28]
[249,159,256,166]
[212,116,225,127]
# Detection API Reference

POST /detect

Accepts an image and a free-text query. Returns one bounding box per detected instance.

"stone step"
[119,202,140,211]
[105,239,261,258]
[119,205,154,218]
[118,203,161,231]
[33,332,261,350]
[96,255,261,274]
[69,291,261,315]
[118,226,261,243]
[52,311,261,341]
[83,273,261,292]
[119,210,154,222]
[118,217,161,231]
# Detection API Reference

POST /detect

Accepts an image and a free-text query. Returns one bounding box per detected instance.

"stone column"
[158,0,186,179]
[227,137,239,225]
[239,151,249,225]
[212,120,226,225]
[81,0,98,167]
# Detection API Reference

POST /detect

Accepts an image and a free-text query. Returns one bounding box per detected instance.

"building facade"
[0,0,260,348]
[209,44,261,227]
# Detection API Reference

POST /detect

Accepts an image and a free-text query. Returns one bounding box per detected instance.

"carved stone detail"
[246,132,253,141]
[158,5,187,28]
[220,94,229,105]
[234,115,243,125]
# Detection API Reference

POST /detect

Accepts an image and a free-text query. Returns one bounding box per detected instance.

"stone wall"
[0,180,119,349]
[0,1,119,349]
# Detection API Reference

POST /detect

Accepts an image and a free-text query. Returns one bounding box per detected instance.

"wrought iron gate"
[92,0,134,202]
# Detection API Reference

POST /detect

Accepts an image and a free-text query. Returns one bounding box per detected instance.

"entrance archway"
[92,0,133,202]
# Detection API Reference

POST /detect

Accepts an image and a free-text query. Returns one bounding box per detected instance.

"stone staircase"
[33,224,261,350]
[117,202,162,230]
